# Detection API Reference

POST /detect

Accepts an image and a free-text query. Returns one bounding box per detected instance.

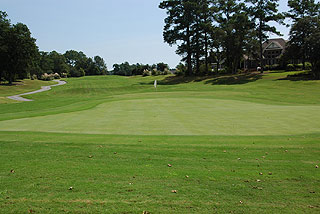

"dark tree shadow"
[267,70,288,74]
[204,72,263,85]
[139,72,263,86]
[277,71,316,81]
[0,80,23,86]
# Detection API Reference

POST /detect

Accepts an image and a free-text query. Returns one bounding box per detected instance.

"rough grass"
[0,71,319,213]
[0,80,55,104]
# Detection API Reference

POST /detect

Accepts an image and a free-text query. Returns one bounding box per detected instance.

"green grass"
[0,79,56,104]
[0,72,320,213]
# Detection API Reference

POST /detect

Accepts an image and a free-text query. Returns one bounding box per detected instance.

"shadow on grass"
[268,70,288,74]
[204,72,263,85]
[277,71,317,81]
[139,72,263,86]
[0,80,23,86]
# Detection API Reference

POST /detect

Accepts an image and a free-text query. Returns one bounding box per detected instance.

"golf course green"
[0,71,319,213]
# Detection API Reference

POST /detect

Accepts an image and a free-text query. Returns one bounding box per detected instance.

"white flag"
[154,80,157,89]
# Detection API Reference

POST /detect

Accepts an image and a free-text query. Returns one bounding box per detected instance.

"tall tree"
[288,16,320,78]
[306,17,320,79]
[93,56,107,75]
[286,0,320,69]
[159,0,197,75]
[246,0,284,73]
[214,0,253,74]
[49,51,69,75]
[0,11,10,83]
[286,0,319,20]
[5,23,38,84]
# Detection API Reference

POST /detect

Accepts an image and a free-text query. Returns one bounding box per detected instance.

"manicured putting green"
[1,97,319,135]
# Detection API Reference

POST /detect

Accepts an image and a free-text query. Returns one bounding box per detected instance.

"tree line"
[0,11,107,84]
[112,62,169,76]
[159,0,320,78]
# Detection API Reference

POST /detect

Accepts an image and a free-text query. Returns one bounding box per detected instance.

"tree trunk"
[205,32,208,74]
[302,34,306,70]
[259,20,264,73]
[186,25,192,76]
[195,34,200,75]
[8,72,13,85]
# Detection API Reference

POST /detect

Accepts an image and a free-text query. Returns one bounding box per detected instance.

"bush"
[175,70,184,76]
[271,64,280,70]
[68,67,85,77]
[162,68,169,75]
[40,73,54,81]
[53,73,61,79]
[31,74,37,80]
[305,62,312,70]
[61,73,68,78]
[294,64,303,70]
[199,64,212,74]
[142,69,151,77]
[151,69,161,76]
[286,64,295,71]
[265,64,281,71]
[218,68,228,74]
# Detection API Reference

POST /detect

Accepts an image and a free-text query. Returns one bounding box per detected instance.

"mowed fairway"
[0,72,320,213]
[1,98,320,135]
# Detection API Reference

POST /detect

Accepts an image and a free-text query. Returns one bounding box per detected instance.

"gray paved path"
[7,79,67,102]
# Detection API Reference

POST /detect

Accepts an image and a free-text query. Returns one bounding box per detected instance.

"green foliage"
[40,73,54,81]
[142,69,151,77]
[286,64,295,71]
[199,63,212,74]
[175,62,187,75]
[156,62,169,72]
[159,0,203,75]
[246,0,284,72]
[305,62,312,70]
[68,67,85,77]
[286,0,319,21]
[265,64,281,71]
[288,15,320,78]
[112,62,169,76]
[0,12,38,84]
[286,0,320,71]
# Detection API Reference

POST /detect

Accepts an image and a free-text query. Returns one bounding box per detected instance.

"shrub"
[53,73,61,79]
[142,69,151,77]
[218,68,227,74]
[199,64,213,74]
[151,69,160,76]
[31,74,37,80]
[162,68,169,75]
[40,73,54,81]
[305,62,312,70]
[294,64,303,70]
[286,64,295,71]
[61,73,68,78]
[175,70,184,76]
[271,64,281,70]
[237,69,244,73]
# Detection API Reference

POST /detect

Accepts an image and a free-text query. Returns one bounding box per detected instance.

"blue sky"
[2,0,290,69]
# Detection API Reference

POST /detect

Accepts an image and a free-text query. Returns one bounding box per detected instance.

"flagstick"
[154,80,157,92]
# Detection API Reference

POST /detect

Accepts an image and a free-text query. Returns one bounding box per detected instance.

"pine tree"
[286,0,320,69]
[246,0,284,73]
[159,0,198,75]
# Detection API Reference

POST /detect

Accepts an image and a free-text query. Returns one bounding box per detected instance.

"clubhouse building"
[243,38,288,69]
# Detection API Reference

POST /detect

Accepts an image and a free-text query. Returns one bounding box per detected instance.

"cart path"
[7,80,67,102]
